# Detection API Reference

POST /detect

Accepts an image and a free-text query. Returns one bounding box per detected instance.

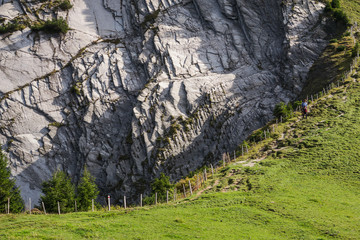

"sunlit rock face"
[0,0,328,205]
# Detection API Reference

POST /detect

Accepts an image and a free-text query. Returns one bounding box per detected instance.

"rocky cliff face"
[0,0,329,205]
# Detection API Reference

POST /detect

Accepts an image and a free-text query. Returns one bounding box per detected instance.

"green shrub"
[56,0,73,11]
[333,9,350,25]
[331,0,340,9]
[141,9,160,28]
[336,45,346,52]
[0,20,26,34]
[273,102,293,121]
[31,17,69,34]
[329,38,338,43]
[169,123,181,136]
[48,121,64,128]
[70,83,81,95]
[292,100,302,110]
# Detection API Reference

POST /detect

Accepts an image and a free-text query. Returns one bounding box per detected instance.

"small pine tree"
[40,170,75,213]
[76,167,99,211]
[151,173,172,201]
[0,150,24,213]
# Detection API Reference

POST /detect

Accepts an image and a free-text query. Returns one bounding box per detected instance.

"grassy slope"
[301,36,355,97]
[1,77,360,240]
[341,0,360,24]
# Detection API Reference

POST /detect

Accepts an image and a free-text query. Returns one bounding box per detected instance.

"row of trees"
[0,149,99,214]
[40,167,99,213]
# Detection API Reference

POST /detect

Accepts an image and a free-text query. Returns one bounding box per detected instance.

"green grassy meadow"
[1,76,360,239]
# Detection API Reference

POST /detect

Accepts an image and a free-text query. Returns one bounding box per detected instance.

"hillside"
[0,0,332,204]
[1,62,360,239]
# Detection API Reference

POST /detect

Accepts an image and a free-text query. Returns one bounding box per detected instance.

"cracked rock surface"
[0,0,329,205]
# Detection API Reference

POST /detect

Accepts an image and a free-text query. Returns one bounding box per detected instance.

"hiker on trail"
[301,99,308,119]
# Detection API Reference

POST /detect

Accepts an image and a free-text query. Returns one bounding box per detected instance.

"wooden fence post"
[174,188,177,201]
[140,194,143,207]
[183,184,186,198]
[92,199,94,212]
[124,196,127,209]
[42,201,47,215]
[211,164,214,178]
[7,198,10,214]
[75,200,77,212]
[188,180,193,195]
[108,195,111,211]
[204,169,207,182]
[29,198,31,215]
[242,145,244,156]
[57,201,61,215]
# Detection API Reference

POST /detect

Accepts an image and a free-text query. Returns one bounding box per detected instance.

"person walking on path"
[301,99,308,119]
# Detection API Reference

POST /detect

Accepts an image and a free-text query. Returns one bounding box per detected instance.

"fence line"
[4,26,359,217]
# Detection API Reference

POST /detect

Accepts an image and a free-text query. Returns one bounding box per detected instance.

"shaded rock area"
[0,0,329,205]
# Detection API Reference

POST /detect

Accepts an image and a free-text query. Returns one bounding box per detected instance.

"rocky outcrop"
[0,0,329,205]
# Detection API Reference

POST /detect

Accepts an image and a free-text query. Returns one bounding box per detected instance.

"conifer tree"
[76,167,99,211]
[151,173,172,202]
[0,150,24,213]
[40,170,75,213]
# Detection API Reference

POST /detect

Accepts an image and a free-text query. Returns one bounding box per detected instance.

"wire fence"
[3,24,360,216]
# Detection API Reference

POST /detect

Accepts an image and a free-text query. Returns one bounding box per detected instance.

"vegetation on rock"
[31,17,70,34]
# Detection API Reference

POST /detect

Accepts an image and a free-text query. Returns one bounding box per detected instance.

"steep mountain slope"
[1,65,360,239]
[0,0,333,204]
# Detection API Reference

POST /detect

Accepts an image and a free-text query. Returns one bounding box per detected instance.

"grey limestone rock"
[0,0,329,205]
